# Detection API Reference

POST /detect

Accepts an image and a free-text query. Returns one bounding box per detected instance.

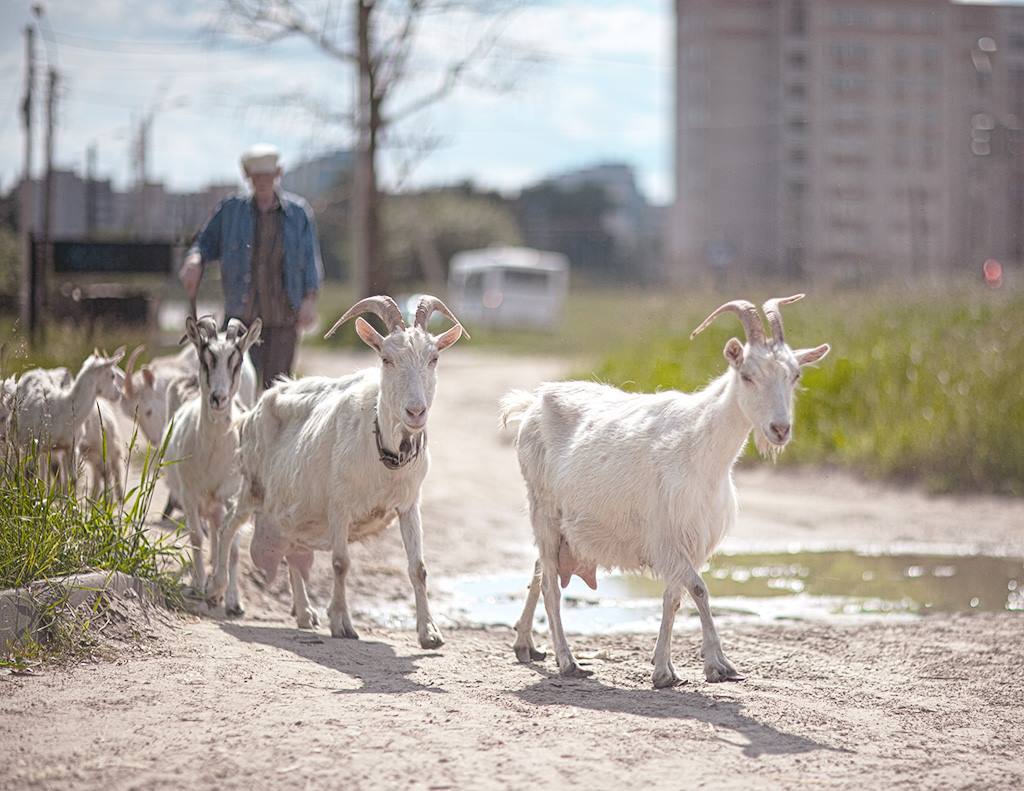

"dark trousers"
[249,324,298,390]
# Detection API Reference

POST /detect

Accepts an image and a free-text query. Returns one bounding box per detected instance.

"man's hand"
[298,293,318,332]
[179,253,202,299]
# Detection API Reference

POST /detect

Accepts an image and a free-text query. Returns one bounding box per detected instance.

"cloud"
[0,0,672,203]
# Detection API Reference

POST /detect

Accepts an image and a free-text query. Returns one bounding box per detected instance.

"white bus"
[448,246,569,329]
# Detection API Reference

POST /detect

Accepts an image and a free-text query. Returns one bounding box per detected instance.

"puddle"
[425,550,1024,633]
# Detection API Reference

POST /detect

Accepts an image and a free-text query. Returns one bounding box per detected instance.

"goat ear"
[723,337,744,368]
[109,345,126,364]
[184,316,202,347]
[141,365,156,389]
[435,323,463,352]
[795,343,830,367]
[240,318,263,354]
[355,317,384,352]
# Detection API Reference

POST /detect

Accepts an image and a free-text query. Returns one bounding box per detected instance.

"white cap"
[240,143,281,175]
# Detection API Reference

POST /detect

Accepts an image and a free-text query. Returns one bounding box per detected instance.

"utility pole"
[86,143,97,236]
[19,25,35,340]
[38,67,58,343]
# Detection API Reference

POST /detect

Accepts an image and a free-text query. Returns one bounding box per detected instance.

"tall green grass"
[0,434,181,592]
[588,285,1024,495]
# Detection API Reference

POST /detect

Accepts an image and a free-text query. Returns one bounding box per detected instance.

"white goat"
[500,295,830,687]
[205,295,466,647]
[120,341,257,520]
[164,316,262,615]
[79,398,126,500]
[11,350,126,483]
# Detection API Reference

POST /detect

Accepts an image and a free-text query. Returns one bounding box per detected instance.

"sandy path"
[2,347,1022,789]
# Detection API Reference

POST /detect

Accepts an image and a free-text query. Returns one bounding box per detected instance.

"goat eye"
[740,373,753,384]
[382,358,394,367]
[428,356,439,367]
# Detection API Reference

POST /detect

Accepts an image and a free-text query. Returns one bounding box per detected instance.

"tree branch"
[223,0,360,63]
[382,13,502,126]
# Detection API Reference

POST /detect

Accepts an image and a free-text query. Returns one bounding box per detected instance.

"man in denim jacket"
[179,144,323,389]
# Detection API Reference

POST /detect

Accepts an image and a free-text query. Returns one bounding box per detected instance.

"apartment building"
[672,0,1024,282]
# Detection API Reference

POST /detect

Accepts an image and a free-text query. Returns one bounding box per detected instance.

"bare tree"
[223,0,520,297]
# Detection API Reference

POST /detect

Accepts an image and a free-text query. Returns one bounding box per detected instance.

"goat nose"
[406,404,426,418]
[770,422,791,442]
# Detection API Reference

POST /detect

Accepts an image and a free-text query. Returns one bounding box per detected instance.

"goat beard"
[753,428,785,463]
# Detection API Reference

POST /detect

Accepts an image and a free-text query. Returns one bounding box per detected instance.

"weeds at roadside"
[1,426,185,666]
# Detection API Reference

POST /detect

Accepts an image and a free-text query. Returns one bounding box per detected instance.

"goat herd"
[0,293,829,688]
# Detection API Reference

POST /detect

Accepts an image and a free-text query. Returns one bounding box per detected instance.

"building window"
[830,42,871,69]
[832,8,871,29]
[789,1,807,36]
[831,74,870,94]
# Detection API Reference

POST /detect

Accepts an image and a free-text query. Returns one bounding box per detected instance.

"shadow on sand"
[513,672,845,759]
[218,622,445,696]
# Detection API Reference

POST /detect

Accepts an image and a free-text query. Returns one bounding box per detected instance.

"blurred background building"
[671,0,1024,284]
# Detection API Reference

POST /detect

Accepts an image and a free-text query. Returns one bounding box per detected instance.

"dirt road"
[2,347,1022,789]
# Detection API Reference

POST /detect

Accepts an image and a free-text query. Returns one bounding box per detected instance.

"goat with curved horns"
[206,295,466,647]
[500,295,829,686]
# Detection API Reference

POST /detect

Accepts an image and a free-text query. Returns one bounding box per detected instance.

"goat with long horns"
[205,294,468,649]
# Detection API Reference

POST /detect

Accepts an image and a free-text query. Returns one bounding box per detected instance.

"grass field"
[586,283,1023,496]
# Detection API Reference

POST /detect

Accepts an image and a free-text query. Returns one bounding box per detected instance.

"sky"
[0,0,673,204]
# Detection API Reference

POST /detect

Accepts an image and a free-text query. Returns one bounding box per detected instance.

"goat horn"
[413,295,471,339]
[323,295,406,339]
[762,294,805,347]
[123,345,145,398]
[225,318,245,342]
[690,299,766,345]
[180,314,219,345]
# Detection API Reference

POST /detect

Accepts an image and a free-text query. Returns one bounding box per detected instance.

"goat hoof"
[514,645,546,663]
[559,662,593,679]
[296,608,319,629]
[330,624,359,639]
[652,666,684,689]
[225,603,245,618]
[704,658,744,683]
[419,627,444,650]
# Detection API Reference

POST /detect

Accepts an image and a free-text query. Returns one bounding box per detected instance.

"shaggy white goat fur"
[1,367,70,455]
[500,295,830,687]
[205,295,465,647]
[165,316,261,615]
[11,350,125,482]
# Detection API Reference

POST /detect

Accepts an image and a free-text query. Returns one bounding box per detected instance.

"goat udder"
[558,537,598,590]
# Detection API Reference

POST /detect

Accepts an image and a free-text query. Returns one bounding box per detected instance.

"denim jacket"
[188,190,323,319]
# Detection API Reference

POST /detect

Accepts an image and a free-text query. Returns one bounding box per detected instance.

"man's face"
[247,168,281,200]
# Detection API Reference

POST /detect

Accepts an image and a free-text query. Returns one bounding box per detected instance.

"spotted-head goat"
[119,342,257,448]
[164,316,262,614]
[500,295,830,687]
[205,295,466,647]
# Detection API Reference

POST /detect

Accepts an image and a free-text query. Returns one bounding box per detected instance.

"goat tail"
[499,389,536,430]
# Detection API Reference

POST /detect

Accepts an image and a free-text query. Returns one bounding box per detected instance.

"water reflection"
[428,551,1023,634]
